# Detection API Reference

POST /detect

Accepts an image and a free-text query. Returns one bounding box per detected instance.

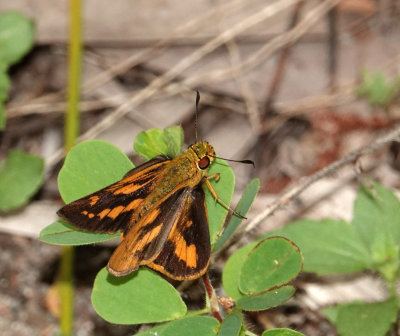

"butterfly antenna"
[195,91,200,143]
[213,155,255,168]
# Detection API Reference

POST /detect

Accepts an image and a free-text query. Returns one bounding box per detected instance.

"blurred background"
[0,0,399,335]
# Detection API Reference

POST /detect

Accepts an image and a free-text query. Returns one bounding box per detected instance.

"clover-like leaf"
[0,11,35,67]
[237,286,295,311]
[39,220,120,245]
[239,237,302,295]
[218,312,243,336]
[265,219,371,275]
[0,150,44,211]
[91,268,187,324]
[58,140,134,203]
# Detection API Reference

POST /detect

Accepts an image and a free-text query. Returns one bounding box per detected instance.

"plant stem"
[59,246,75,336]
[65,0,82,151]
[59,0,82,335]
[202,273,223,322]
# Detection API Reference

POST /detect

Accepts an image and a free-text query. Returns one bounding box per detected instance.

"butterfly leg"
[207,173,220,182]
[203,177,246,219]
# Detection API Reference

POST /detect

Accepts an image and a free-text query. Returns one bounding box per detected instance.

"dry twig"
[237,125,400,240]
[44,0,298,171]
[182,0,342,87]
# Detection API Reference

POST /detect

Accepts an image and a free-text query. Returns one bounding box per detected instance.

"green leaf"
[262,328,306,336]
[158,316,220,336]
[265,219,371,275]
[213,178,260,251]
[163,126,184,158]
[222,243,257,301]
[205,158,235,245]
[330,299,398,336]
[39,220,120,245]
[237,286,295,311]
[239,238,302,295]
[91,268,186,324]
[0,71,10,102]
[0,150,44,211]
[356,71,400,106]
[134,126,183,160]
[134,128,170,160]
[352,181,400,281]
[322,305,339,324]
[218,312,243,336]
[135,317,220,336]
[0,11,35,68]
[0,104,5,130]
[0,64,11,130]
[58,140,134,203]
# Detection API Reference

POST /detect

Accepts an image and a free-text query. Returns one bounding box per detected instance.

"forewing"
[57,156,170,233]
[149,186,210,280]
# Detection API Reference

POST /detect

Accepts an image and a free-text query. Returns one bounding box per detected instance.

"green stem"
[59,246,75,336]
[59,0,82,335]
[65,0,82,151]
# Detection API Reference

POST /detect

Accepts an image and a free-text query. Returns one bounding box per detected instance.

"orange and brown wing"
[57,155,170,234]
[149,186,210,280]
[107,185,210,279]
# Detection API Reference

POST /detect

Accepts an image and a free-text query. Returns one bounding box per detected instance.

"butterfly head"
[188,141,216,171]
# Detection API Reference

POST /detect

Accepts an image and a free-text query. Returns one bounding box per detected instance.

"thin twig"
[214,0,261,131]
[244,125,400,234]
[264,0,305,114]
[182,0,342,87]
[7,0,262,114]
[327,5,338,92]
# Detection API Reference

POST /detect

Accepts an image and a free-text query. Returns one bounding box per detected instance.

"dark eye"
[198,156,210,170]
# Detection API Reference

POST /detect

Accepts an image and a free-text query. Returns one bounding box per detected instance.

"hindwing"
[107,186,210,280]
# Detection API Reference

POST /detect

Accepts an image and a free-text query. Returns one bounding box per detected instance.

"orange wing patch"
[89,196,99,206]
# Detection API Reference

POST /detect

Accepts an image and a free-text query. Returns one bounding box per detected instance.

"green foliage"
[40,140,134,245]
[0,72,10,128]
[91,268,186,324]
[323,299,398,336]
[217,312,243,336]
[222,237,302,313]
[352,181,400,282]
[222,243,257,301]
[39,220,120,245]
[268,180,400,336]
[0,150,44,211]
[0,11,34,67]
[239,238,302,294]
[205,157,235,244]
[0,11,35,129]
[264,219,370,275]
[237,286,295,311]
[134,126,183,160]
[136,316,220,336]
[40,126,308,335]
[58,140,134,203]
[356,70,400,107]
[213,178,260,250]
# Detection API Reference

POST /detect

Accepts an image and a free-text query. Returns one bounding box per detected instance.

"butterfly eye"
[198,156,210,170]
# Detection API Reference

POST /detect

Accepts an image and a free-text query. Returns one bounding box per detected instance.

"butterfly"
[57,95,252,280]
